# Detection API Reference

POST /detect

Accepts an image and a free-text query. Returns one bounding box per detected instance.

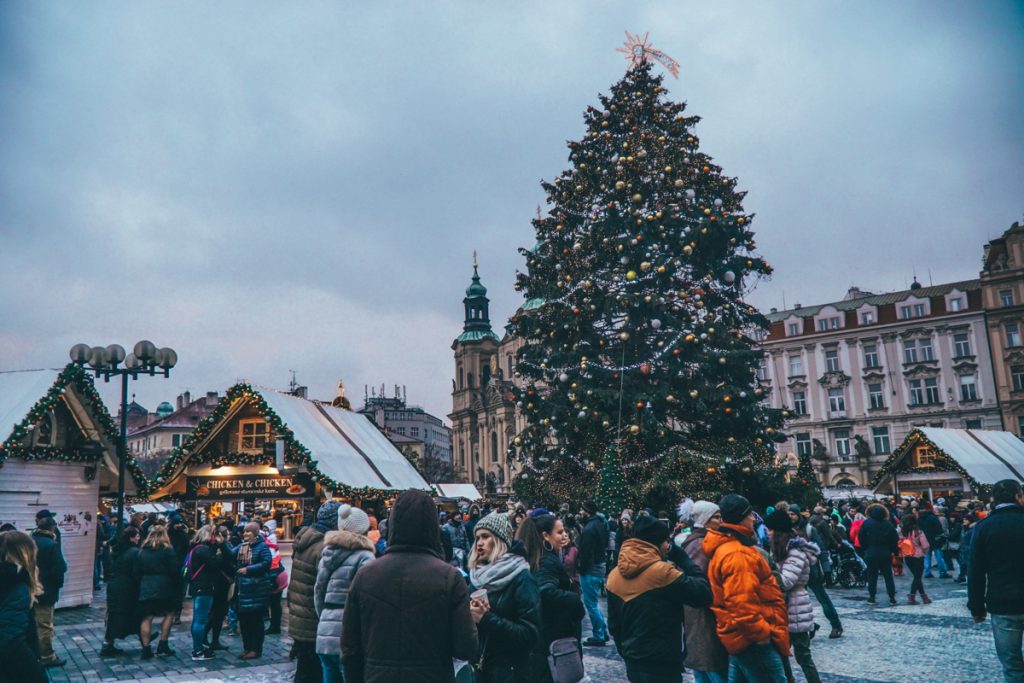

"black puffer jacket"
[969,504,1024,617]
[134,546,181,602]
[472,548,542,683]
[186,541,233,597]
[105,543,141,639]
[31,531,66,607]
[0,561,33,643]
[859,516,898,561]
[576,516,609,575]
[535,549,583,647]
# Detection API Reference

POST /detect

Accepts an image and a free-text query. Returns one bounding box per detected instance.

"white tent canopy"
[0,369,62,441]
[257,388,430,492]
[918,427,1024,484]
[433,483,483,501]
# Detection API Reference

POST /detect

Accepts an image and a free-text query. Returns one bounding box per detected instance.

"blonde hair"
[0,531,42,606]
[143,525,172,550]
[191,525,214,546]
[468,529,507,569]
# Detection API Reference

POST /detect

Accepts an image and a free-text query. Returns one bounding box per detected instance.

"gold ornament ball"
[674,179,684,188]
[626,270,638,280]
[632,193,643,203]
[514,437,523,446]
[689,389,699,399]
[619,331,631,341]
[602,420,610,428]
[728,436,736,444]
[683,245,693,255]
[629,424,640,435]
[640,261,651,271]
[615,181,626,190]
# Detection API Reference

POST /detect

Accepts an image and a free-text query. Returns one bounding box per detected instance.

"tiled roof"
[766,279,980,322]
[455,329,500,343]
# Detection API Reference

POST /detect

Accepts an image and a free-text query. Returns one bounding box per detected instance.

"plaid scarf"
[236,539,254,567]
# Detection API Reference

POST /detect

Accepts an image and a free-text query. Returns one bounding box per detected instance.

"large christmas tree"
[509,47,784,509]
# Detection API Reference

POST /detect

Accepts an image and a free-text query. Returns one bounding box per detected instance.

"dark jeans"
[293,640,322,683]
[808,565,842,631]
[791,632,821,683]
[191,595,213,653]
[267,594,282,631]
[239,611,265,655]
[320,653,345,683]
[206,588,229,644]
[866,554,895,601]
[905,557,925,596]
[728,643,787,683]
[991,614,1024,683]
[0,636,48,683]
[626,668,681,683]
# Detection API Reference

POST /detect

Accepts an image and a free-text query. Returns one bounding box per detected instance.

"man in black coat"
[342,489,477,683]
[968,479,1024,682]
[577,499,610,646]
[859,504,898,606]
[608,515,712,683]
[918,501,949,578]
[32,517,68,667]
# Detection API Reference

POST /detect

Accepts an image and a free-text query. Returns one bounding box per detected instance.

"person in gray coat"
[315,505,375,683]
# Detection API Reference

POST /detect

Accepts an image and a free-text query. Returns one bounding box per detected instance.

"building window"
[914,303,926,317]
[925,377,940,404]
[1006,323,1022,348]
[965,419,982,430]
[864,344,879,368]
[795,433,811,457]
[919,338,934,361]
[490,432,499,463]
[949,297,964,312]
[172,434,181,447]
[507,354,514,377]
[788,355,803,377]
[792,391,807,415]
[239,419,269,451]
[872,426,890,454]
[817,316,841,332]
[756,361,768,381]
[788,322,800,336]
[1013,365,1024,392]
[828,388,846,414]
[1019,416,1024,436]
[900,303,926,319]
[959,375,978,401]
[834,430,851,461]
[467,372,474,388]
[410,427,420,438]
[860,311,875,325]
[953,333,971,358]
[912,445,936,469]
[868,383,885,409]
[394,427,405,435]
[903,340,918,364]
[1000,289,1014,307]
[909,379,924,406]
[825,349,840,373]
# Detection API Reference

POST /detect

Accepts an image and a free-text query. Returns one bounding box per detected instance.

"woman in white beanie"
[314,504,375,683]
[468,511,542,683]
[680,501,728,682]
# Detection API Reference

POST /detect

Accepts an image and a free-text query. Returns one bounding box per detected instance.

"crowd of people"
[0,477,1022,682]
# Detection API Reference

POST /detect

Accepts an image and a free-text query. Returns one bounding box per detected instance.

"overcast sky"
[1,1,1022,424]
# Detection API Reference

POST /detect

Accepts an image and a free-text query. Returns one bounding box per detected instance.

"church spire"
[456,252,499,343]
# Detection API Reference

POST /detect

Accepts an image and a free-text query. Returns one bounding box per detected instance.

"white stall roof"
[434,483,483,501]
[0,369,61,441]
[257,389,429,492]
[919,428,1024,484]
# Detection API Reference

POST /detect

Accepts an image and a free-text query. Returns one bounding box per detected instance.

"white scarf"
[470,552,529,593]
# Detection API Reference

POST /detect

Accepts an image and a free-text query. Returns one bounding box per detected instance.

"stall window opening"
[240,419,270,451]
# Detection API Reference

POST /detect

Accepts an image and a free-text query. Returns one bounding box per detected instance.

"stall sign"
[186,473,315,500]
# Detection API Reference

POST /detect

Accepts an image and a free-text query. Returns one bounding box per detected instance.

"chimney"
[177,394,184,410]
[294,386,308,399]
[794,303,802,310]
[206,391,218,406]
[183,390,191,407]
[770,307,778,313]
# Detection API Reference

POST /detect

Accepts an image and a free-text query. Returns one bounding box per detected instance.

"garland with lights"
[0,364,150,492]
[869,429,989,494]
[148,383,420,500]
[508,59,785,505]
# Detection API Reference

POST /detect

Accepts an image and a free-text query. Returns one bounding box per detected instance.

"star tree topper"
[616,31,680,78]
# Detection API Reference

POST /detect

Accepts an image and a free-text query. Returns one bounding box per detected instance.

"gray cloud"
[2,1,1022,419]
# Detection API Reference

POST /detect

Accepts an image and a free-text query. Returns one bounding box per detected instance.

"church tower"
[449,254,503,490]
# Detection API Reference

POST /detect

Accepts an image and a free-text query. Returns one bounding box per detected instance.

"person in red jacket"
[703,494,789,683]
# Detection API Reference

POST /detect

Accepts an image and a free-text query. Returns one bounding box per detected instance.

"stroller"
[828,540,867,588]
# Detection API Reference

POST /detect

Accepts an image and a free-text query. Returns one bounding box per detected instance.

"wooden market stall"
[147,383,430,540]
[0,365,147,608]
[872,427,1024,500]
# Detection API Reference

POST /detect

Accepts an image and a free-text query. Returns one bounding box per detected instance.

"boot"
[921,592,933,604]
[100,642,124,657]
[140,644,154,660]
[908,593,917,605]
[156,640,175,657]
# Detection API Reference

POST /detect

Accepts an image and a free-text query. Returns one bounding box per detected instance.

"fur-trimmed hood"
[323,530,375,552]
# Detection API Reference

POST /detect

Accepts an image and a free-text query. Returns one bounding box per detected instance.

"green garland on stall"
[148,383,417,499]
[0,364,150,493]
[868,429,987,493]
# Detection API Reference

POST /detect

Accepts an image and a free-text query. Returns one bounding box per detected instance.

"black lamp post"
[69,341,177,527]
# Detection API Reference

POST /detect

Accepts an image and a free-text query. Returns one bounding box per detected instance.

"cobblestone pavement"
[49,570,998,683]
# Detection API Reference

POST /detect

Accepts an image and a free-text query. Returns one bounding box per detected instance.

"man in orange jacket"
[703,494,789,683]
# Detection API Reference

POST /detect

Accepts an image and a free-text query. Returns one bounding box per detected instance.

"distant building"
[980,221,1024,436]
[127,391,221,474]
[760,223,1024,488]
[358,386,453,465]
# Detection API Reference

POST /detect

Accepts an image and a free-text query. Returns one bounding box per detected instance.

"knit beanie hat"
[691,501,720,529]
[718,494,753,525]
[633,515,671,547]
[317,500,342,530]
[764,509,793,532]
[263,519,278,534]
[582,499,599,515]
[473,511,513,547]
[338,504,371,535]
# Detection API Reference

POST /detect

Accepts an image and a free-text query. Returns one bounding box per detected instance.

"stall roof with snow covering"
[149,383,430,495]
[872,427,1024,492]
[433,483,483,501]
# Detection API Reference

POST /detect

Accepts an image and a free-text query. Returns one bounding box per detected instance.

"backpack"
[182,546,206,583]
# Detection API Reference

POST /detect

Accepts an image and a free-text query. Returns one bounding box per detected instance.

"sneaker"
[828,628,843,639]
[582,637,608,647]
[888,598,898,607]
[866,597,876,605]
[100,643,124,657]
[191,649,215,661]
